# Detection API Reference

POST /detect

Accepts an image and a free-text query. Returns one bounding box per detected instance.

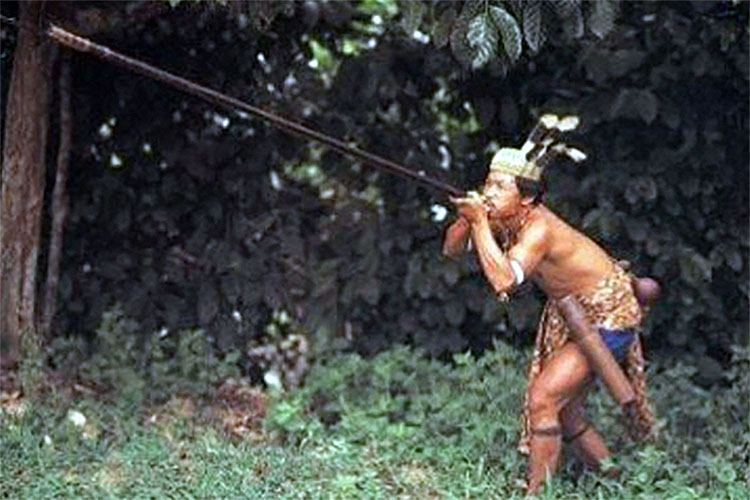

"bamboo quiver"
[556,295,635,407]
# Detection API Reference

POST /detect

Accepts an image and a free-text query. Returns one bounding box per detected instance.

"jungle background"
[1,1,748,498]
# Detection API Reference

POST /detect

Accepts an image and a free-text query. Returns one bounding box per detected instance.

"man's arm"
[468,217,516,295]
[449,194,547,296]
[442,216,471,259]
[470,214,548,296]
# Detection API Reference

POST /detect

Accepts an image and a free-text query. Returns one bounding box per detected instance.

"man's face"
[483,171,523,219]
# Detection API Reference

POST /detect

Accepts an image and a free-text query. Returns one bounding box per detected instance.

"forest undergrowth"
[1,312,748,499]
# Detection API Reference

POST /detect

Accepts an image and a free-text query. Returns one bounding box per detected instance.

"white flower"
[67,410,87,428]
[439,145,451,170]
[263,371,282,391]
[412,30,430,44]
[270,171,283,191]
[98,123,113,139]
[110,152,123,168]
[431,204,448,222]
[213,113,230,129]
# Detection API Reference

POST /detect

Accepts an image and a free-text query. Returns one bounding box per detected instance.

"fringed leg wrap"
[563,421,591,444]
[526,425,564,495]
[531,425,563,438]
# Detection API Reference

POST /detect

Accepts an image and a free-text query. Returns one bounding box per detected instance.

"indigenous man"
[442,115,655,494]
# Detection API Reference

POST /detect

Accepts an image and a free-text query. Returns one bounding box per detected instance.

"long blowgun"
[43,23,465,198]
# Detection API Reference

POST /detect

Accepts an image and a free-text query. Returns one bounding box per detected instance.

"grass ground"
[1,342,748,499]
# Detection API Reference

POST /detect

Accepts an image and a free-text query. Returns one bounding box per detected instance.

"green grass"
[2,341,748,499]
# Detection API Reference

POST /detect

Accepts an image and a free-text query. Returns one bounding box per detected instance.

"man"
[442,115,655,494]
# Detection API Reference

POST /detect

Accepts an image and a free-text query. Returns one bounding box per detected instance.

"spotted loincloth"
[518,264,655,455]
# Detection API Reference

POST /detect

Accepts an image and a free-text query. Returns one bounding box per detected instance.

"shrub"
[47,307,240,403]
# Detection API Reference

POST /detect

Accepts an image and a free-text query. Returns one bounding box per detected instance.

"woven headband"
[489,114,587,181]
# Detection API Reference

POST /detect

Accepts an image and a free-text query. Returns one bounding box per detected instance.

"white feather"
[520,140,535,155]
[552,144,587,162]
[539,114,559,128]
[556,115,580,132]
[565,146,587,162]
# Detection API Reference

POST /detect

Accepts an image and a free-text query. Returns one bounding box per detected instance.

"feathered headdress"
[489,114,587,181]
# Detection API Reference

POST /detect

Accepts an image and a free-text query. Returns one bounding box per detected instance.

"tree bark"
[0,1,54,363]
[41,52,72,337]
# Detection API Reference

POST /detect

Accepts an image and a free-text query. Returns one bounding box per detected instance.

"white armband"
[509,259,525,285]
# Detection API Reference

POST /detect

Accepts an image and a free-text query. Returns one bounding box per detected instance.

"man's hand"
[449,191,488,225]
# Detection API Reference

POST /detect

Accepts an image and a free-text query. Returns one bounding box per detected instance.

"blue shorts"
[599,328,635,362]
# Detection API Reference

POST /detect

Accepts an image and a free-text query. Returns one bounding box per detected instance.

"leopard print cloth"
[518,264,655,455]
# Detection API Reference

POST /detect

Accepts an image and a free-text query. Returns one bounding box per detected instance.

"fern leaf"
[522,0,545,53]
[588,0,619,39]
[467,12,499,69]
[489,5,522,63]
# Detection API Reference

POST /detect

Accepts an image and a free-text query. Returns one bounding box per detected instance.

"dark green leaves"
[588,0,619,39]
[54,0,747,375]
[462,4,521,69]
[679,249,713,287]
[467,10,501,69]
[432,6,457,49]
[489,6,522,64]
[609,89,660,124]
[426,0,623,71]
[522,1,544,53]
[400,0,426,36]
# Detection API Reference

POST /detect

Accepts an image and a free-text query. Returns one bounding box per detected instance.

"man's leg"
[525,341,592,495]
[560,394,616,475]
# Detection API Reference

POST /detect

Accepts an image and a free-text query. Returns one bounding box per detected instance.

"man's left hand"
[450,191,488,224]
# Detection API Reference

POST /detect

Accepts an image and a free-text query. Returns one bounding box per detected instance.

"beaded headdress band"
[489,114,587,181]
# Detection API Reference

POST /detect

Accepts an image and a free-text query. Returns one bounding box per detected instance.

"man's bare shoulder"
[524,205,573,241]
[515,206,553,251]
[531,205,601,257]
[538,205,614,262]
[535,205,586,240]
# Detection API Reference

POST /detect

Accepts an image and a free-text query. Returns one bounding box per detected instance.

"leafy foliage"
[467,8,501,70]
[2,344,748,498]
[47,307,240,403]
[588,0,619,40]
[414,0,622,73]
[1,3,747,494]
[464,4,522,70]
[14,0,742,384]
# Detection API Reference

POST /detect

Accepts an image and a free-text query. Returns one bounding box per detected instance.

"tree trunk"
[0,1,54,365]
[41,52,72,338]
